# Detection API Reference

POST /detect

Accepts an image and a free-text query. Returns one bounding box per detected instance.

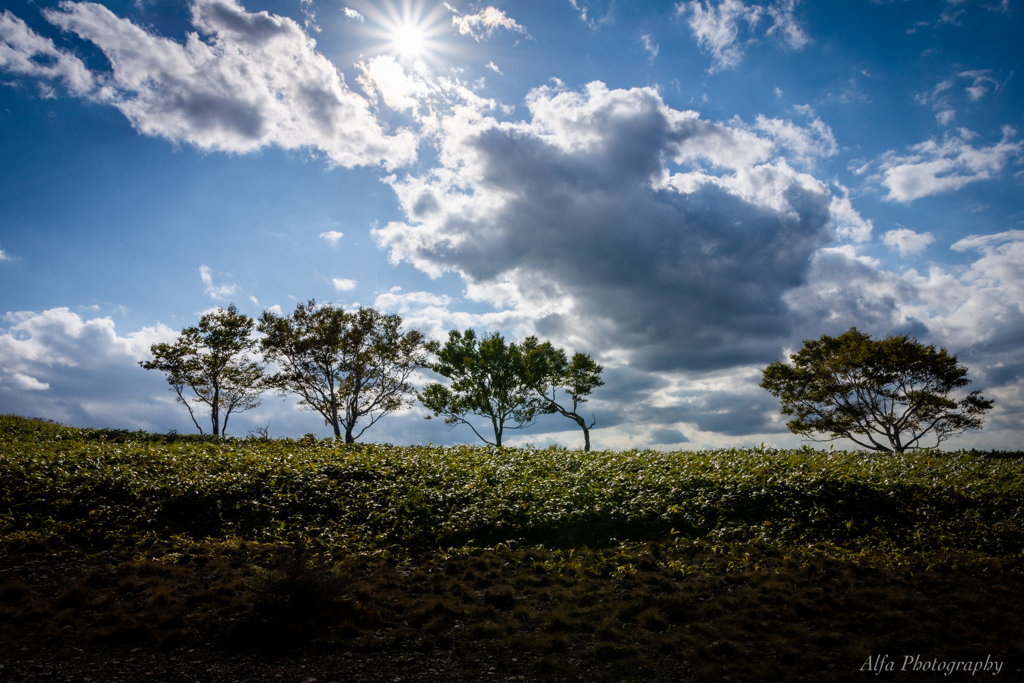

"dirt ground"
[1,541,1022,682]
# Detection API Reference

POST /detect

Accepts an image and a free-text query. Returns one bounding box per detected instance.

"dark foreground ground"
[1,540,1022,683]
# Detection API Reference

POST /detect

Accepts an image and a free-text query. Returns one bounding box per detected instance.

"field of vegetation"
[2,414,1023,681]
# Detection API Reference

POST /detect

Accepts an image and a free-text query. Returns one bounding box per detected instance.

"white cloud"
[679,0,764,72]
[343,7,364,22]
[374,80,834,374]
[0,308,180,425]
[356,54,505,125]
[199,264,239,301]
[936,110,956,126]
[960,69,999,101]
[873,127,1022,202]
[12,373,49,391]
[332,277,357,291]
[0,10,97,97]
[249,295,259,306]
[679,0,809,72]
[765,0,810,50]
[319,230,344,244]
[566,0,613,30]
[0,245,10,261]
[752,106,838,166]
[883,227,935,255]
[265,304,283,316]
[640,34,659,63]
[485,61,502,75]
[34,0,417,169]
[450,6,528,42]
[0,307,301,434]
[828,184,873,242]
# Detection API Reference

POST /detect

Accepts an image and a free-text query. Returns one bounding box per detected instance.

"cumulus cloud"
[883,227,935,256]
[0,245,10,261]
[679,0,809,72]
[779,231,1024,448]
[199,264,239,300]
[828,184,873,242]
[374,80,835,374]
[868,127,1022,202]
[449,6,528,42]
[485,61,502,75]
[751,105,837,166]
[0,10,97,97]
[0,308,181,428]
[24,0,416,169]
[342,7,364,22]
[332,277,357,291]
[319,230,344,244]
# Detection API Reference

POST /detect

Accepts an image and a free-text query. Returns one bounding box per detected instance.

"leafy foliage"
[2,416,1022,561]
[761,327,993,452]
[522,336,604,451]
[420,329,549,447]
[259,301,426,442]
[139,304,264,436]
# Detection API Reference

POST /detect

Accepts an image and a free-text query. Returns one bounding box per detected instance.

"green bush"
[1,415,1022,559]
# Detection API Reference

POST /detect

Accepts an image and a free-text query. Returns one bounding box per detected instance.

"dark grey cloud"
[379,82,834,373]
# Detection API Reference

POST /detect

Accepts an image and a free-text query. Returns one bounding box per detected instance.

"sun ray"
[354,0,456,66]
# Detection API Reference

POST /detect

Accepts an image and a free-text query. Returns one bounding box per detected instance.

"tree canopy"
[760,327,993,453]
[419,329,549,447]
[521,336,604,451]
[258,300,425,442]
[139,304,263,436]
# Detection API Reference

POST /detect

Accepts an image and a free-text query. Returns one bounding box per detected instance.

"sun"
[356,0,454,66]
[392,21,427,60]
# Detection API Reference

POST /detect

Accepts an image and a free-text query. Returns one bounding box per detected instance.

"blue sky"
[1,0,1022,449]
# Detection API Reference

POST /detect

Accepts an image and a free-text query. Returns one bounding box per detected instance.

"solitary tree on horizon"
[139,304,264,436]
[258,300,426,442]
[419,329,549,447]
[522,336,604,452]
[760,327,993,453]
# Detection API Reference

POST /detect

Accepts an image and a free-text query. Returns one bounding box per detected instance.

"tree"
[258,300,426,442]
[140,304,264,436]
[760,327,993,453]
[521,336,604,451]
[419,329,550,447]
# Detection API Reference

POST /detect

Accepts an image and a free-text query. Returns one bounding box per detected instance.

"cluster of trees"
[140,302,604,449]
[143,303,994,453]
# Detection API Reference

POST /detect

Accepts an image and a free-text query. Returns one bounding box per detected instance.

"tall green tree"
[139,304,264,436]
[420,329,549,447]
[760,327,993,453]
[258,301,426,442]
[521,336,604,451]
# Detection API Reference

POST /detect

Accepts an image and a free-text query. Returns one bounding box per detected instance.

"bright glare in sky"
[392,22,426,60]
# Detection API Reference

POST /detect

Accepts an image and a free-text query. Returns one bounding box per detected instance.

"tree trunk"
[492,415,502,447]
[345,424,355,443]
[211,386,220,436]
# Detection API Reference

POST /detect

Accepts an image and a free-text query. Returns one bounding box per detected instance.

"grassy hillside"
[3,414,1022,560]
[2,414,1023,681]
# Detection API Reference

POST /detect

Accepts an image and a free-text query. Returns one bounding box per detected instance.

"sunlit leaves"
[1,416,1022,559]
